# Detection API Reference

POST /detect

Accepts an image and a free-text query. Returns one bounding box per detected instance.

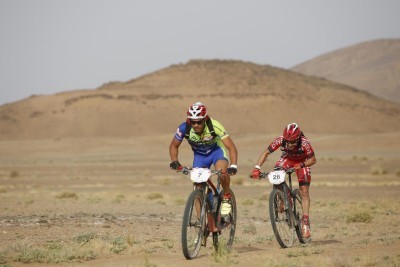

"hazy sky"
[1,1,399,105]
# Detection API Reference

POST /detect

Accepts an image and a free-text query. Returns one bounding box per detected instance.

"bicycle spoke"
[269,188,295,248]
[182,190,205,259]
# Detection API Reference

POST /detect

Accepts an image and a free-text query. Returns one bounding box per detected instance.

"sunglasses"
[286,139,297,144]
[190,120,205,125]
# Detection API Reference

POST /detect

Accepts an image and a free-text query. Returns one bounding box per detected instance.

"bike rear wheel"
[181,189,207,259]
[293,188,310,244]
[214,189,237,251]
[269,188,295,248]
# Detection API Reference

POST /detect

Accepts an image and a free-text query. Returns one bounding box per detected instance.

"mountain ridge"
[291,38,400,103]
[1,59,399,140]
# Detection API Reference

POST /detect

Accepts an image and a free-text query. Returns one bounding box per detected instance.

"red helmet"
[283,123,301,142]
[187,102,207,119]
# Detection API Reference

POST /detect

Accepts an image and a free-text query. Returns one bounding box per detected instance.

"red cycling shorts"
[274,157,311,186]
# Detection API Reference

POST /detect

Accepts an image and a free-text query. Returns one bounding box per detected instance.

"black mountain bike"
[179,167,237,260]
[257,167,310,248]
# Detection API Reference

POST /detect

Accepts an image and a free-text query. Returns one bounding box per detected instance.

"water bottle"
[208,190,214,210]
[212,195,218,214]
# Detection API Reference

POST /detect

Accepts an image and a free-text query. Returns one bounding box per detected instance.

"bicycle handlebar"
[253,167,296,180]
[177,167,223,176]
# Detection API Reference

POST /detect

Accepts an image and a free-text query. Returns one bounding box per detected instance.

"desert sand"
[1,132,399,267]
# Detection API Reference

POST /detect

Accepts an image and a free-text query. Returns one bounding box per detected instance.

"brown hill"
[291,39,400,103]
[1,60,400,140]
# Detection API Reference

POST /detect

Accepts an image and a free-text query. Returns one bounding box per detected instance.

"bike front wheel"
[269,188,295,248]
[181,189,207,259]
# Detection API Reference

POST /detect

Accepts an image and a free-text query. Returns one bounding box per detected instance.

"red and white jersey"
[267,135,315,162]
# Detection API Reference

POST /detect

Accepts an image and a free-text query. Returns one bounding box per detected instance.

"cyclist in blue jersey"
[169,102,238,217]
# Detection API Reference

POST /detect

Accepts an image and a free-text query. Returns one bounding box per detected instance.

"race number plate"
[267,170,286,185]
[190,168,211,183]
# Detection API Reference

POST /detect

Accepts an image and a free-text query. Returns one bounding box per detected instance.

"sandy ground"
[0,133,400,267]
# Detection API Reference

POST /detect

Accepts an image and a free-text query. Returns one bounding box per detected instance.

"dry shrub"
[370,164,387,175]
[147,192,163,200]
[346,211,373,223]
[56,192,78,199]
[242,199,254,206]
[10,170,19,178]
[242,223,257,234]
[258,193,269,201]
[212,241,238,264]
[232,177,244,186]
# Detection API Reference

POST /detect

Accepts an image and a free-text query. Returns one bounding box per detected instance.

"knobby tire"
[269,188,295,248]
[181,189,207,259]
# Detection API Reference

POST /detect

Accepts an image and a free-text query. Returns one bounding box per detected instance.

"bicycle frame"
[189,169,221,233]
[257,167,306,248]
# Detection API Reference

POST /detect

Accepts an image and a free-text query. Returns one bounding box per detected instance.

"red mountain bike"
[178,167,237,260]
[256,167,310,248]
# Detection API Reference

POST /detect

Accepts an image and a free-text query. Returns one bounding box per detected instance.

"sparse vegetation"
[346,211,373,223]
[242,199,254,206]
[1,131,400,266]
[147,192,163,200]
[160,178,170,185]
[0,233,134,264]
[370,164,388,175]
[9,170,19,178]
[232,177,244,185]
[242,223,257,235]
[74,232,97,244]
[56,192,78,199]
[112,194,125,203]
[174,198,185,205]
[212,242,238,264]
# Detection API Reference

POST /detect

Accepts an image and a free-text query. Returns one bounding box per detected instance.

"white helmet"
[187,102,207,119]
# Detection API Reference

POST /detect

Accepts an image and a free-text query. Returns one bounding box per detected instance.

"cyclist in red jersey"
[250,123,316,239]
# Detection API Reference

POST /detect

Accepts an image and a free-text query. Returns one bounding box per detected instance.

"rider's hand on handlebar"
[227,164,237,175]
[250,168,261,179]
[170,161,182,170]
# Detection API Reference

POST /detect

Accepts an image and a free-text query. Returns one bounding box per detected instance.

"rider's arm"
[221,136,238,166]
[303,155,316,167]
[169,137,182,162]
[255,149,271,168]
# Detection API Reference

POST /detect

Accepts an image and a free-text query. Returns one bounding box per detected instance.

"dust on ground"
[1,134,400,267]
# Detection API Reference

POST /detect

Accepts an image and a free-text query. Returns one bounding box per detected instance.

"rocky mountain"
[291,39,400,103]
[1,60,399,140]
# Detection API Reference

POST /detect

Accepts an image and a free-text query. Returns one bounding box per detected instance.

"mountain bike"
[256,167,310,248]
[178,167,237,260]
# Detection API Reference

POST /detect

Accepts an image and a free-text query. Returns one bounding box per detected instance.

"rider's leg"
[215,158,232,217]
[299,185,310,215]
[297,167,312,238]
[215,159,229,194]
[296,167,311,216]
